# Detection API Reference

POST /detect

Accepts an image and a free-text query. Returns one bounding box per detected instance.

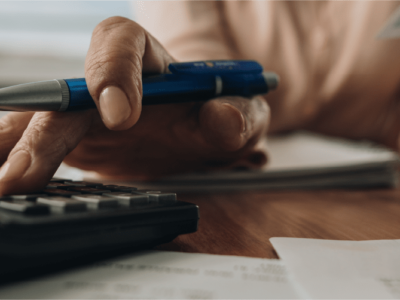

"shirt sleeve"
[134,1,241,61]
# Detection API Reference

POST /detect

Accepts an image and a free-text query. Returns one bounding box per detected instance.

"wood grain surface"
[157,188,400,258]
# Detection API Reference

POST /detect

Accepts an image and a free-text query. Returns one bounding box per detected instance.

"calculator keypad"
[0,180,176,215]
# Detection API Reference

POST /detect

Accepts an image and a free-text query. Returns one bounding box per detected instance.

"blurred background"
[0,1,134,87]
[0,1,134,118]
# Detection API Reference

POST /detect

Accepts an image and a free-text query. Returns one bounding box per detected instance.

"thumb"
[85,16,175,130]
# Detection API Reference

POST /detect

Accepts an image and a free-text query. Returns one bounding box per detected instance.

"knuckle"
[86,18,146,98]
[86,49,142,77]
[0,113,26,134]
[0,118,12,134]
[85,52,143,100]
[17,114,73,158]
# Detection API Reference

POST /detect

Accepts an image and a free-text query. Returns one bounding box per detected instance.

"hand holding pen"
[0,17,275,195]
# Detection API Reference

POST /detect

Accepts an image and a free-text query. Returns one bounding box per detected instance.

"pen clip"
[168,60,264,76]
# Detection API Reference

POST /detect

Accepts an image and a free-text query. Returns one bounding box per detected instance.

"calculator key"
[37,197,87,213]
[11,194,48,201]
[103,185,138,192]
[103,192,149,206]
[67,187,111,194]
[71,195,118,209]
[0,200,49,215]
[43,189,82,197]
[133,190,177,203]
[64,181,104,188]
[129,191,160,203]
[45,182,75,189]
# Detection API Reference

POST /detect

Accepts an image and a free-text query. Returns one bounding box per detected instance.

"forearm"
[136,1,241,61]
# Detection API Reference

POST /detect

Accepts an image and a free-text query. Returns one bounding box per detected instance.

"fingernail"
[0,151,31,182]
[99,86,131,128]
[222,103,246,134]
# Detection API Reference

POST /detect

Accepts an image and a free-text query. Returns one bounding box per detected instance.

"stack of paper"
[133,131,400,192]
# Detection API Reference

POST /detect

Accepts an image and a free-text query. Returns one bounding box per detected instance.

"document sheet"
[132,131,399,191]
[0,250,300,299]
[271,238,400,299]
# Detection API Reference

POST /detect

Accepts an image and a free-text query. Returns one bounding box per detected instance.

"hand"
[302,96,400,151]
[0,17,270,195]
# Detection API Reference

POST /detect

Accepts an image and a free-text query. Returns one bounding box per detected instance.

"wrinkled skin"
[0,17,270,195]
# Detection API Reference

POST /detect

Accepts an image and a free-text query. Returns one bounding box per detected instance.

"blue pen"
[0,60,279,112]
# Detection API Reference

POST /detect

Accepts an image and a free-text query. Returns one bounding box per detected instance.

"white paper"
[129,131,399,192]
[54,162,83,181]
[271,237,400,299]
[266,132,397,172]
[0,250,300,299]
[163,132,398,178]
[377,6,400,39]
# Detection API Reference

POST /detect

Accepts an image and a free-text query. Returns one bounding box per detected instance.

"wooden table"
[158,188,400,258]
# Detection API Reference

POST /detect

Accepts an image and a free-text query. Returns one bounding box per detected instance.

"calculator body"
[0,180,199,283]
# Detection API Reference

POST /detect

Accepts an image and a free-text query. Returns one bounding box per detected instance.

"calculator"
[0,178,199,283]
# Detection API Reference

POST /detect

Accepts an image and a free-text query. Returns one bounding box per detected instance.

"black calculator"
[0,178,199,283]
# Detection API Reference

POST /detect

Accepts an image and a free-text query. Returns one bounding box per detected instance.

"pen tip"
[0,80,63,112]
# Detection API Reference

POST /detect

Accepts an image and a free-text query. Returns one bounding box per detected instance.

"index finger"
[0,110,94,195]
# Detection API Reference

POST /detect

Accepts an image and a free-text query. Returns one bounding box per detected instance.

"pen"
[0,60,279,112]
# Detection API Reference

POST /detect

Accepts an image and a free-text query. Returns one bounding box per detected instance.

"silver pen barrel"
[0,79,70,112]
[262,72,279,91]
